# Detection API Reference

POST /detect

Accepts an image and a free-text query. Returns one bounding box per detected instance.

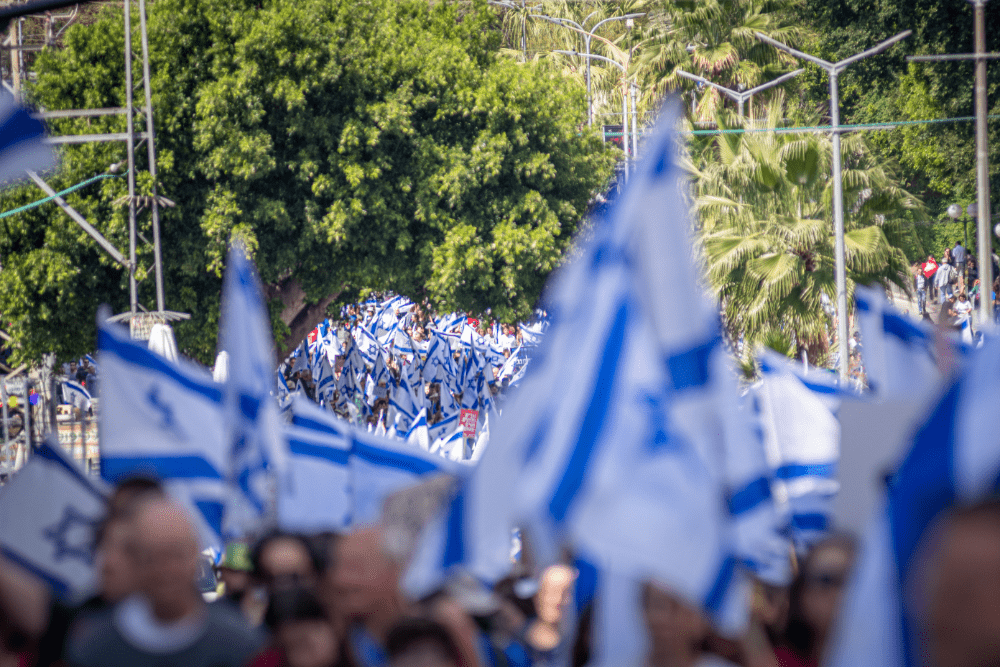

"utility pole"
[532,12,644,126]
[909,0,998,327]
[555,49,631,181]
[674,68,804,117]
[756,30,912,380]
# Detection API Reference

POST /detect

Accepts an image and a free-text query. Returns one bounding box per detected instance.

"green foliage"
[0,0,614,365]
[688,97,924,359]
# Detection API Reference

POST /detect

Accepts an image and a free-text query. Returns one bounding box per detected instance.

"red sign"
[460,409,479,439]
[467,317,480,329]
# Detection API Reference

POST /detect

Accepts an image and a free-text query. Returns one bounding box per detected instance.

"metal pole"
[973,0,993,325]
[137,0,164,312]
[22,380,30,455]
[1,383,8,449]
[621,78,629,182]
[754,31,910,379]
[630,81,638,160]
[829,71,849,380]
[585,34,592,126]
[124,0,138,314]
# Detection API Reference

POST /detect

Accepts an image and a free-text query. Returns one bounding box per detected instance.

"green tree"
[688,99,924,362]
[0,0,615,366]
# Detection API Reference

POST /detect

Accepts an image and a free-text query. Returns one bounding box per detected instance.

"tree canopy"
[0,0,615,365]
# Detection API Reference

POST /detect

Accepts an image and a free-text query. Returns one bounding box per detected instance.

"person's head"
[266,587,341,667]
[386,618,461,667]
[641,581,711,665]
[94,477,166,602]
[327,526,401,626]
[252,531,322,591]
[917,499,1000,667]
[534,564,575,626]
[959,293,968,302]
[218,541,254,599]
[132,497,202,621]
[785,533,857,658]
[928,255,935,262]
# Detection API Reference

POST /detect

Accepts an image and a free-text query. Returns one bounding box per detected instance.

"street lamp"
[532,12,644,126]
[674,68,805,117]
[755,30,912,380]
[554,49,632,181]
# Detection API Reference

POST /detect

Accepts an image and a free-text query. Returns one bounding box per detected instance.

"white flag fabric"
[406,105,774,634]
[98,321,227,549]
[827,336,1000,667]
[220,243,285,537]
[0,440,107,601]
[350,428,469,526]
[62,380,92,413]
[430,427,466,462]
[406,408,431,451]
[754,351,842,551]
[279,396,352,532]
[855,286,954,404]
[0,91,55,184]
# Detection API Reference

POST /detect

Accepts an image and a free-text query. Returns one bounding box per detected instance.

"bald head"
[132,498,203,622]
[329,526,402,629]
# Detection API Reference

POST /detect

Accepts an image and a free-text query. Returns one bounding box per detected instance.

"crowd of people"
[913,240,1000,328]
[3,473,998,667]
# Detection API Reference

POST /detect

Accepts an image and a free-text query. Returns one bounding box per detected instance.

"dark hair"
[783,533,858,658]
[264,586,328,630]
[93,476,165,551]
[385,617,461,663]
[250,531,327,581]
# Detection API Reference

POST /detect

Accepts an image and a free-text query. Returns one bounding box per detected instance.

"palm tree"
[638,0,810,121]
[688,96,925,364]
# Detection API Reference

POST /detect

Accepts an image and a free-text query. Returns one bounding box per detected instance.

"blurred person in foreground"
[638,581,719,667]
[257,586,350,667]
[386,618,462,667]
[916,499,1000,667]
[66,497,263,667]
[324,526,483,667]
[774,534,856,667]
[0,477,164,667]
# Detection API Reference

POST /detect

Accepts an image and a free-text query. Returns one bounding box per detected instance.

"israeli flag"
[855,287,954,404]
[62,380,92,413]
[428,411,459,446]
[314,355,335,405]
[430,426,466,462]
[405,408,431,451]
[406,105,769,636]
[220,243,286,537]
[754,351,842,551]
[827,336,1000,667]
[0,91,55,184]
[350,428,468,526]
[279,397,352,531]
[0,439,107,601]
[356,326,383,366]
[389,371,417,432]
[518,321,545,347]
[98,321,227,549]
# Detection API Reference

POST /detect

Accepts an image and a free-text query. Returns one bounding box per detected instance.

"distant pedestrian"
[935,261,954,304]
[914,265,928,314]
[922,255,939,300]
[952,241,967,289]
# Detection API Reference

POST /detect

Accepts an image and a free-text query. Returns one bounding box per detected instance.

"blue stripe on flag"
[727,476,771,516]
[288,438,350,466]
[353,440,439,476]
[883,313,930,347]
[194,500,224,537]
[98,328,222,403]
[666,336,719,391]
[549,300,629,522]
[101,456,223,482]
[291,414,346,439]
[0,105,44,155]
[703,554,737,614]
[790,513,829,531]
[441,491,466,568]
[888,381,961,667]
[33,442,106,503]
[775,463,836,479]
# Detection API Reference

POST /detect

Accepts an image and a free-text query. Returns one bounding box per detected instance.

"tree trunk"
[265,277,341,362]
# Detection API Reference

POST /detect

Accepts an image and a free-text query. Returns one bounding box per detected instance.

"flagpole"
[972,0,993,327]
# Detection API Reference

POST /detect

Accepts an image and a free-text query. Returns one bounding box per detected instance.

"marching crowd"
[3,472,999,667]
[913,240,1000,329]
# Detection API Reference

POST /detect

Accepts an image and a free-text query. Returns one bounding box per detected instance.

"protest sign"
[460,409,478,438]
